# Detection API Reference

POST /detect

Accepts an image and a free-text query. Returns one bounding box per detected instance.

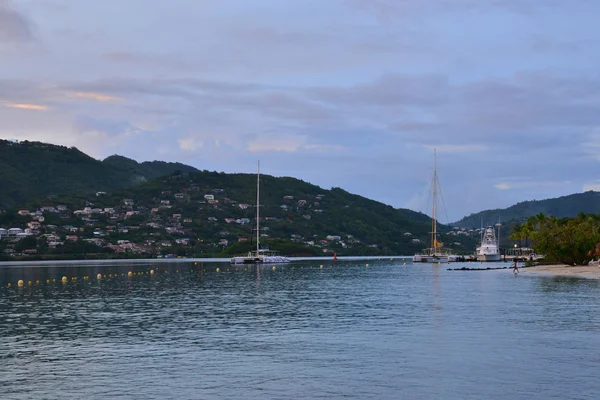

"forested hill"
[7,169,480,256]
[452,191,600,228]
[0,140,197,209]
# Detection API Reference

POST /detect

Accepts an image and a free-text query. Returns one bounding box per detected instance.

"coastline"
[520,264,600,280]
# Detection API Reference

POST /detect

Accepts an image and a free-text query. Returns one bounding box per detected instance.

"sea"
[0,259,598,400]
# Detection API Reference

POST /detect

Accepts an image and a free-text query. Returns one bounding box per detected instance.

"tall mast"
[256,160,260,255]
[432,149,437,254]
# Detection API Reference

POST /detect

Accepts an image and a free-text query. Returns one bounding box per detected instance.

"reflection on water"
[0,261,599,400]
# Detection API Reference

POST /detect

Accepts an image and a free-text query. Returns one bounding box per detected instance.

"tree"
[521,213,600,265]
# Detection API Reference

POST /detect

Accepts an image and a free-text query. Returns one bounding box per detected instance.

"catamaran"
[412,150,457,263]
[230,161,290,265]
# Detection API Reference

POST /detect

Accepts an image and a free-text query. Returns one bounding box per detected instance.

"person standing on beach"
[513,258,519,273]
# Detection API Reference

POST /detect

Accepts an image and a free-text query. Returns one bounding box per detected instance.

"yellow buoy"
[46,279,50,284]
[17,280,24,287]
[61,276,67,283]
[319,265,323,269]
[366,264,369,267]
[52,279,56,283]
[28,281,32,286]
[216,268,220,272]
[97,273,102,280]
[103,275,107,278]
[176,270,179,273]
[272,266,276,270]
[7,283,11,288]
[403,263,406,266]
[35,280,40,285]
[150,270,154,275]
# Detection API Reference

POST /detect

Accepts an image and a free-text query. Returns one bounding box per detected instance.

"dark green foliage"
[512,213,600,265]
[454,191,600,228]
[0,140,198,209]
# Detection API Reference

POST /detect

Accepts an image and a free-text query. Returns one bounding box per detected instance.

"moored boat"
[230,161,290,265]
[476,225,501,262]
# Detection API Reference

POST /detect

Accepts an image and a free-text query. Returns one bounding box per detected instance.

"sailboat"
[230,161,290,265]
[412,150,455,263]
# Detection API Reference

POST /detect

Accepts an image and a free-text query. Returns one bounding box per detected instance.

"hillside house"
[183,218,192,223]
[238,237,248,242]
[66,235,78,241]
[123,199,134,206]
[161,200,171,205]
[218,239,228,246]
[40,206,56,213]
[96,191,107,197]
[0,228,7,236]
[208,217,217,222]
[298,200,307,206]
[8,228,23,236]
[27,221,41,230]
[174,193,184,199]
[204,194,215,200]
[225,218,236,224]
[57,205,68,211]
[411,239,421,244]
[326,235,341,241]
[239,203,250,210]
[17,210,29,216]
[212,189,224,194]
[283,195,294,200]
[172,214,182,219]
[175,238,189,245]
[404,232,412,236]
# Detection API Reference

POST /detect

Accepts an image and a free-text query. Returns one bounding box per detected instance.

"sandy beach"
[520,264,600,280]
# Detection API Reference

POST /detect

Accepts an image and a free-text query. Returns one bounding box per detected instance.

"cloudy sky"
[1,0,599,222]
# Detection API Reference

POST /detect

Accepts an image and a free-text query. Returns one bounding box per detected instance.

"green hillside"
[453,191,600,228]
[0,140,198,209]
[6,169,479,257]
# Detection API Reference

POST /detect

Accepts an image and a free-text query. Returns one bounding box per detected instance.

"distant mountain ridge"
[452,191,600,228]
[0,140,198,209]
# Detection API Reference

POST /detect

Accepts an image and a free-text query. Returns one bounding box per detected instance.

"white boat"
[476,225,501,262]
[230,161,290,265]
[412,149,456,264]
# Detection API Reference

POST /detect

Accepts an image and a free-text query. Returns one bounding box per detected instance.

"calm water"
[0,260,598,400]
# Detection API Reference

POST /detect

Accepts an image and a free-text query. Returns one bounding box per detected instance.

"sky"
[1,0,600,222]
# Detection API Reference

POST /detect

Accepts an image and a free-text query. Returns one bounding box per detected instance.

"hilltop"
[0,140,198,209]
[452,191,600,228]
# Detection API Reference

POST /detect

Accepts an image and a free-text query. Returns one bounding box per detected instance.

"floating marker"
[216,268,220,272]
[272,266,276,270]
[319,265,323,269]
[28,281,32,286]
[150,270,154,275]
[366,264,369,267]
[7,283,11,288]
[52,279,56,283]
[35,280,40,285]
[97,274,102,280]
[61,276,67,283]
[17,280,23,287]
[46,279,50,284]
[403,263,406,266]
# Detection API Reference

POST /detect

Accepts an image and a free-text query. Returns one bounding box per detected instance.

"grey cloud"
[0,0,34,42]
